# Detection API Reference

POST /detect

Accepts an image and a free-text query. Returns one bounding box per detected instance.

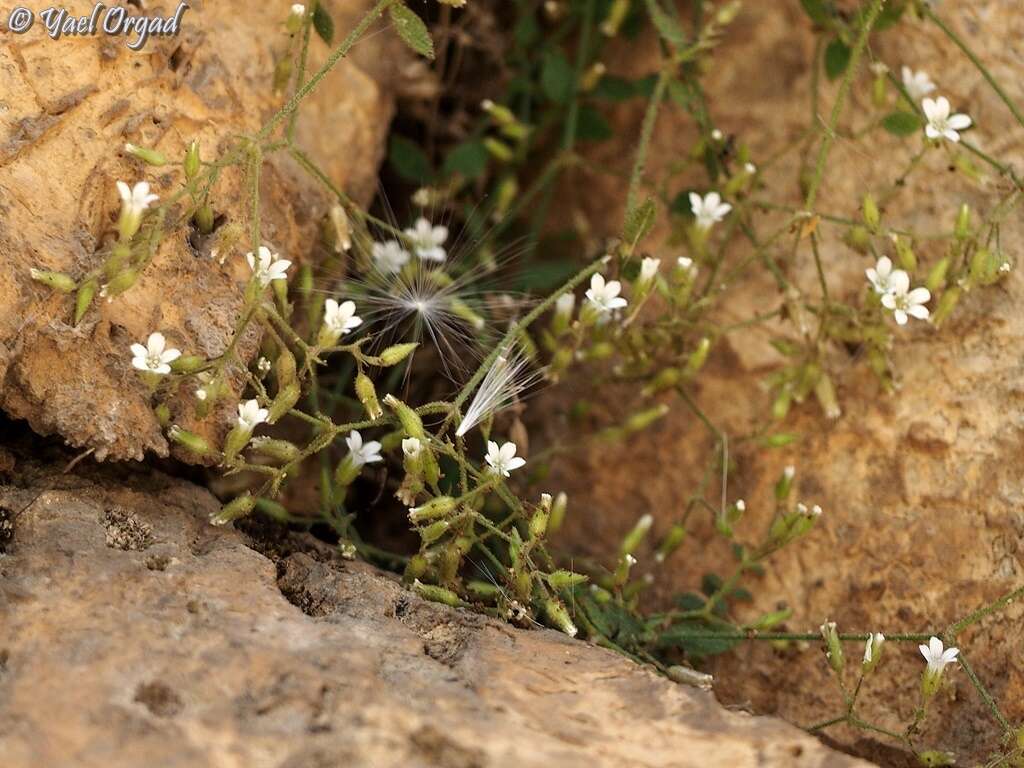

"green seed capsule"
[355,372,383,420]
[29,268,76,293]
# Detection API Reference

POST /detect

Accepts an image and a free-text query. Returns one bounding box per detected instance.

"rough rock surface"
[0,0,403,461]
[0,458,871,767]
[545,2,1024,763]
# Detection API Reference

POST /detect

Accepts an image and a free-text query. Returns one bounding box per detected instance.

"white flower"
[323,299,362,337]
[639,257,661,284]
[676,256,698,279]
[346,430,383,467]
[257,357,272,374]
[863,632,885,663]
[290,3,305,15]
[371,240,411,274]
[865,256,905,295]
[901,66,936,102]
[116,180,159,218]
[585,273,628,315]
[919,636,959,674]
[130,332,181,375]
[797,502,822,518]
[689,191,732,231]
[783,465,795,480]
[484,440,526,477]
[402,437,422,458]
[555,292,576,318]
[922,96,972,143]
[880,271,931,325]
[246,246,291,287]
[404,217,448,262]
[237,399,269,431]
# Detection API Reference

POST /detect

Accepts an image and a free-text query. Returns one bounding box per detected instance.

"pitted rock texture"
[0,460,872,767]
[543,1,1024,763]
[0,0,404,461]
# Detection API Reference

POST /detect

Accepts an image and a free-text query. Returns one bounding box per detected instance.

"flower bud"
[383,394,427,441]
[102,269,140,299]
[412,579,463,607]
[820,620,844,674]
[210,493,255,526]
[195,202,215,234]
[483,137,513,162]
[377,342,419,367]
[547,569,588,590]
[268,382,301,423]
[543,598,578,637]
[221,424,252,464]
[286,3,305,33]
[612,553,637,587]
[814,372,840,420]
[409,496,457,523]
[954,203,971,239]
[685,337,711,376]
[184,140,201,181]
[29,268,76,293]
[273,57,293,92]
[154,403,171,427]
[620,513,653,556]
[774,465,796,502]
[529,493,552,540]
[449,298,486,331]
[625,404,669,433]
[404,554,429,581]
[862,193,880,233]
[862,632,885,674]
[355,372,383,420]
[642,367,681,397]
[892,233,917,271]
[124,143,167,166]
[169,355,206,374]
[600,0,629,36]
[654,524,686,562]
[930,286,960,328]
[168,425,213,457]
[418,520,451,545]
[580,61,606,92]
[249,437,300,462]
[925,256,950,293]
[548,491,568,533]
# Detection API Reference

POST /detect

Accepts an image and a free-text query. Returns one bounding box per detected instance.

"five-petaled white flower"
[404,217,448,262]
[922,96,972,143]
[130,332,180,375]
[689,191,732,231]
[484,440,526,478]
[881,271,931,325]
[863,632,885,663]
[372,240,411,274]
[237,399,269,432]
[919,636,959,674]
[585,273,628,315]
[402,437,422,458]
[117,180,159,218]
[323,299,362,337]
[290,3,305,15]
[346,430,383,467]
[639,257,661,284]
[866,256,902,295]
[246,246,292,288]
[901,66,936,102]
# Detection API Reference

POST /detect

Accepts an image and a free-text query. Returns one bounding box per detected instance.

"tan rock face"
[543,2,1024,763]
[0,461,871,767]
[0,0,400,461]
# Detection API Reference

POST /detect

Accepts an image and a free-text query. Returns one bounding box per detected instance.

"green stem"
[923,6,1024,130]
[803,0,885,211]
[624,65,672,223]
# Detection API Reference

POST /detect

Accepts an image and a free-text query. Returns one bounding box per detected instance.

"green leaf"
[591,75,638,102]
[824,38,851,80]
[875,0,907,30]
[575,106,613,142]
[442,140,488,179]
[388,135,432,183]
[799,0,832,26]
[673,592,706,612]
[312,2,334,43]
[644,0,687,48]
[882,110,922,136]
[541,51,574,103]
[623,197,656,245]
[700,572,723,597]
[389,3,435,59]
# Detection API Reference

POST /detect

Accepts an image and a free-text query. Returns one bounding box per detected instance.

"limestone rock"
[0,0,402,461]
[544,2,1024,763]
[0,461,871,767]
